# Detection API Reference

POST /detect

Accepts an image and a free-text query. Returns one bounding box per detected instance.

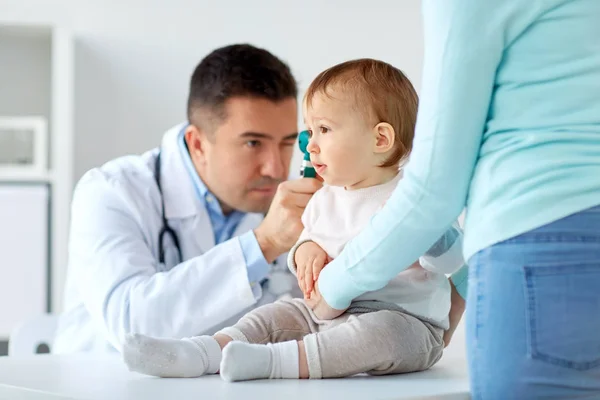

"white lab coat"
[53,124,298,354]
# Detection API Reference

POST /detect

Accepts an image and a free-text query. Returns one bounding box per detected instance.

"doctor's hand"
[295,241,331,298]
[254,178,323,263]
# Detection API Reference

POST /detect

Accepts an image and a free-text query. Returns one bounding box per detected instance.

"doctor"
[53,44,322,353]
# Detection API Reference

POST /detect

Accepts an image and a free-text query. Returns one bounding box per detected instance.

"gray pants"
[217,298,444,379]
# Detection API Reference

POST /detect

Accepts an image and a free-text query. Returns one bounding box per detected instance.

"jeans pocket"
[524,263,600,370]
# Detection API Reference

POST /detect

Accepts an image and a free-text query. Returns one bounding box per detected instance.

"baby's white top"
[298,172,464,329]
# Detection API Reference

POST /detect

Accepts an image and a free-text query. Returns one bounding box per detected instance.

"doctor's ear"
[372,122,395,155]
[185,125,209,162]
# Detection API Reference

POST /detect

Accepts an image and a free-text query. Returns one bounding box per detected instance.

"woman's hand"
[305,282,347,320]
[443,279,466,347]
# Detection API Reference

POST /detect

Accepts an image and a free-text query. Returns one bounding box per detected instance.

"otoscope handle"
[298,130,317,178]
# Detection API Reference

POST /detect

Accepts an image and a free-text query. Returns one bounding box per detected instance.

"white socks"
[220,341,300,382]
[123,333,300,381]
[123,333,221,378]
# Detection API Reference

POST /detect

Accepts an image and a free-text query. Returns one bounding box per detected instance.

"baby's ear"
[373,122,396,154]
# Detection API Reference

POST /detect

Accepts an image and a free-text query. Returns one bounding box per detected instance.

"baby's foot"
[220,341,299,382]
[123,333,221,378]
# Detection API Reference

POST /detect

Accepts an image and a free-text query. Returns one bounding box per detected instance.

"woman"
[311,0,600,398]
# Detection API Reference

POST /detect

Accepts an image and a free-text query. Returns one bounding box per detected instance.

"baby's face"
[303,89,378,188]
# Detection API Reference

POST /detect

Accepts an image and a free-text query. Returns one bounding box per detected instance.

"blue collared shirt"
[177,126,270,285]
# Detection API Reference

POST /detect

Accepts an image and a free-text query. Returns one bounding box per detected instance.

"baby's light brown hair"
[304,58,418,167]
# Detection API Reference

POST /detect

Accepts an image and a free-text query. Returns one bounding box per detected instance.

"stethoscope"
[152,150,277,276]
[154,150,183,264]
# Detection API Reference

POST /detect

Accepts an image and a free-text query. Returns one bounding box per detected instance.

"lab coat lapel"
[190,208,216,254]
[159,123,215,255]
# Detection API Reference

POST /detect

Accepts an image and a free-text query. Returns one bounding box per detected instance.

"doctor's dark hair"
[187,44,297,131]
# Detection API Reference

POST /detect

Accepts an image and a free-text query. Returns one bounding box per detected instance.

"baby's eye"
[307,129,313,138]
[319,126,329,134]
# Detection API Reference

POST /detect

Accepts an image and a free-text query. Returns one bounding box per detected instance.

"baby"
[123,58,465,381]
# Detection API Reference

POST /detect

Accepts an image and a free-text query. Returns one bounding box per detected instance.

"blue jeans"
[466,205,600,399]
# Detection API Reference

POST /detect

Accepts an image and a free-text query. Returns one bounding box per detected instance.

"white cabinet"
[0,184,49,337]
[0,23,74,337]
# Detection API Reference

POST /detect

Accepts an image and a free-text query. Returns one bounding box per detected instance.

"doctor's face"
[187,96,298,214]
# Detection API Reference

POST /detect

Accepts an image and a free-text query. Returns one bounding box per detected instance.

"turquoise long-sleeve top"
[318,0,600,308]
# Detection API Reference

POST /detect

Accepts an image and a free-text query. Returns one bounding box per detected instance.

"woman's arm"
[444,279,466,347]
[317,0,518,310]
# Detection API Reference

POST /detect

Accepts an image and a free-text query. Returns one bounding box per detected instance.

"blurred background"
[0,0,425,356]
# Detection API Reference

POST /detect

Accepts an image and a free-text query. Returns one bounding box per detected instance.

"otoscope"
[298,130,316,178]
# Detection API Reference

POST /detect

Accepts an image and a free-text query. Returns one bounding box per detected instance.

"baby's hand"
[295,241,331,298]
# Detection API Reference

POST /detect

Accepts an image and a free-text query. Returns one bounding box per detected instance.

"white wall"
[0,0,424,181]
[1,0,424,311]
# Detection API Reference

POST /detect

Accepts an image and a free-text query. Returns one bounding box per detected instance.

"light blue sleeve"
[318,0,512,310]
[238,230,271,287]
